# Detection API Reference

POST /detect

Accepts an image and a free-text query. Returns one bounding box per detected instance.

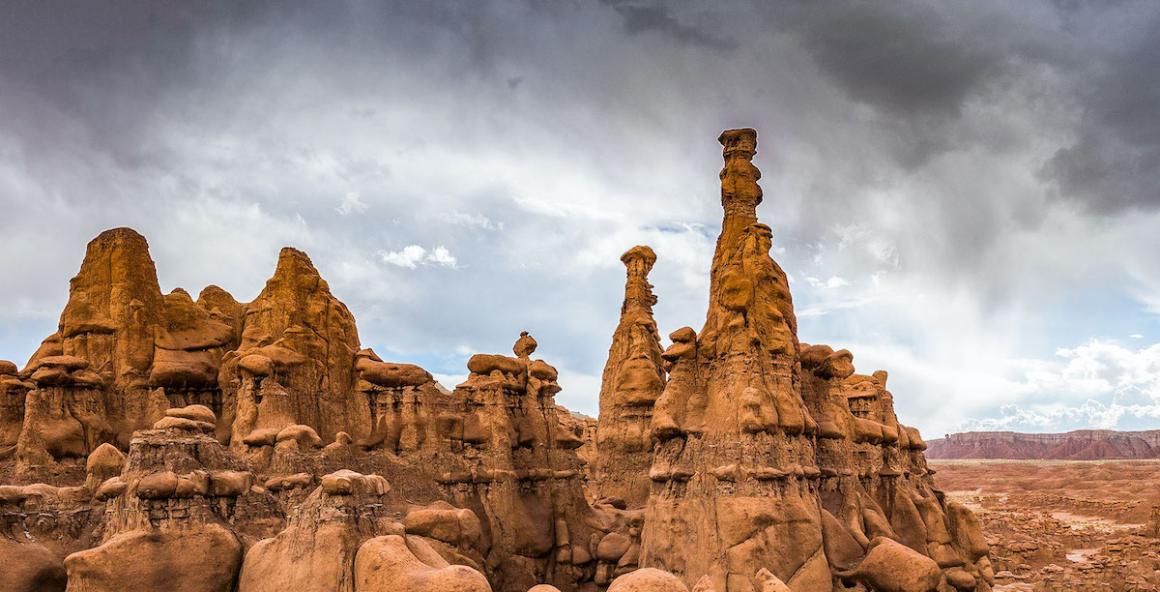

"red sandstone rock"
[64,524,242,592]
[641,129,824,590]
[13,229,243,476]
[607,568,688,592]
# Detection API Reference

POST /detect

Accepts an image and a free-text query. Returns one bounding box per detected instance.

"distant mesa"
[927,429,1160,460]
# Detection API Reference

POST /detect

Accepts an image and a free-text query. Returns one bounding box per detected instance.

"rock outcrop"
[592,245,666,508]
[355,534,492,592]
[238,469,399,592]
[435,334,639,591]
[0,128,989,592]
[13,228,243,477]
[62,404,252,592]
[0,538,67,592]
[926,430,1160,460]
[222,247,369,449]
[0,360,32,455]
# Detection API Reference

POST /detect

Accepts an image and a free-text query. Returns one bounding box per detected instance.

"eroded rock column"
[592,246,666,507]
[641,129,825,592]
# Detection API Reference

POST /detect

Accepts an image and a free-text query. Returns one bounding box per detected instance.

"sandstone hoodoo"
[221,246,370,450]
[0,129,990,592]
[592,245,666,508]
[635,129,989,591]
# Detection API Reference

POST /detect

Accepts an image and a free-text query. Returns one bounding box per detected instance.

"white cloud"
[336,191,368,216]
[953,339,1160,432]
[804,276,848,289]
[1017,340,1160,400]
[381,245,428,269]
[962,401,1160,432]
[380,245,458,269]
[428,246,457,268]
[797,296,875,318]
[431,372,467,390]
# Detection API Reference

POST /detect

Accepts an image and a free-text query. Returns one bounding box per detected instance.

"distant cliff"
[926,429,1160,460]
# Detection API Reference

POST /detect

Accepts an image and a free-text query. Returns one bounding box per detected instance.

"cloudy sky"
[2,0,1159,437]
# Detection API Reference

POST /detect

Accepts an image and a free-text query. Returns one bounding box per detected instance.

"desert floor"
[932,460,1160,591]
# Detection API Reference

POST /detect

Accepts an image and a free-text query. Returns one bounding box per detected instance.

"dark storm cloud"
[782,2,1011,117]
[1042,6,1160,211]
[760,1,1079,170]
[601,0,737,50]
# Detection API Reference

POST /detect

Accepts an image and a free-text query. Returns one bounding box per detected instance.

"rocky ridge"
[927,431,1160,460]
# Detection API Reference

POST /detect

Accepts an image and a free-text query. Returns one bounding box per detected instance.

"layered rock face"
[0,360,32,452]
[592,246,666,507]
[926,430,1160,460]
[437,334,642,591]
[1,128,990,592]
[65,405,250,592]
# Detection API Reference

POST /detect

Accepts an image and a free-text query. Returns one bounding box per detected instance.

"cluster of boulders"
[1,128,992,591]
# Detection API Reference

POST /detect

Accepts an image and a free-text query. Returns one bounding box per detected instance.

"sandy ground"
[932,460,1160,591]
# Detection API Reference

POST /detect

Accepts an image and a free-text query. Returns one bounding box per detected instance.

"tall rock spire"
[642,129,825,591]
[714,128,762,262]
[592,245,665,507]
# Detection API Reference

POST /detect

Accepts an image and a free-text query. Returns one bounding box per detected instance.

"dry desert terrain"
[933,460,1160,591]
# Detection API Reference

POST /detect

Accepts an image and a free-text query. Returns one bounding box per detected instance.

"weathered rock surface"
[927,429,1160,460]
[65,524,242,592]
[354,534,492,592]
[0,538,67,592]
[607,567,689,592]
[641,129,820,591]
[239,469,399,592]
[0,360,32,455]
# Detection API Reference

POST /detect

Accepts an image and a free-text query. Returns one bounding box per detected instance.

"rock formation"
[222,247,369,449]
[0,360,32,455]
[592,245,666,507]
[10,228,245,478]
[641,129,826,591]
[926,429,1160,460]
[0,128,991,592]
[639,130,990,592]
[238,469,399,592]
[63,405,251,592]
[434,334,643,591]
